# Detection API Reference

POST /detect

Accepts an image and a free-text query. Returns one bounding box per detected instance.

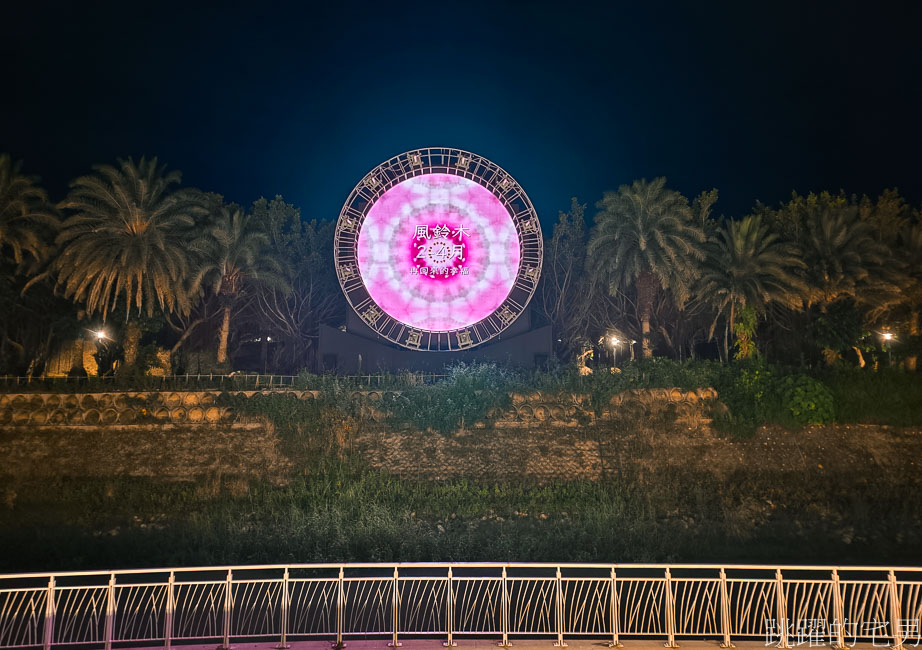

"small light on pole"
[608,336,620,367]
[880,330,895,366]
[94,330,107,341]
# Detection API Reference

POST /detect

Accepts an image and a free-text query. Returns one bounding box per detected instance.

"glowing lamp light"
[883,332,894,341]
[94,330,106,340]
[610,337,620,346]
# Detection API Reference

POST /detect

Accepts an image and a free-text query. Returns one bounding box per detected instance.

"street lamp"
[880,330,896,366]
[608,336,620,367]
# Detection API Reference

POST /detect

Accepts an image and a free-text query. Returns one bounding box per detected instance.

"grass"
[2,455,920,572]
[822,368,922,426]
[2,361,922,572]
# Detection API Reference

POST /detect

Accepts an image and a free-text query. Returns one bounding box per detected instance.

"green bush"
[780,375,835,425]
[385,362,513,433]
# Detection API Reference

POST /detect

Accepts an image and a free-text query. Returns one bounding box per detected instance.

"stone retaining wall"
[355,428,604,481]
[0,422,290,482]
[0,387,717,427]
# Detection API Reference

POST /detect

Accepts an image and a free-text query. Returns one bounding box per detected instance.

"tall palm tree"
[55,157,207,364]
[697,215,806,360]
[800,202,893,309]
[797,202,900,365]
[890,220,922,370]
[0,154,58,269]
[587,178,706,357]
[192,205,286,365]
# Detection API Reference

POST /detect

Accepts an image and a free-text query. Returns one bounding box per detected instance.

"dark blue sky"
[2,1,921,226]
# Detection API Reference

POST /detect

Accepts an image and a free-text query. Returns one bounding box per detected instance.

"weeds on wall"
[384,363,514,433]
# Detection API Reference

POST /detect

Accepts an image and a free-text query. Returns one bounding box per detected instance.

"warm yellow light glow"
[610,337,620,346]
[95,330,106,340]
[883,332,893,341]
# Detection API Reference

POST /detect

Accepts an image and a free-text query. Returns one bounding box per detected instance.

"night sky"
[2,1,921,226]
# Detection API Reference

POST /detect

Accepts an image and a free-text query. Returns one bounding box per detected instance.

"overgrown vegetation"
[216,358,922,438]
[2,456,920,572]
[2,360,921,572]
[383,363,514,433]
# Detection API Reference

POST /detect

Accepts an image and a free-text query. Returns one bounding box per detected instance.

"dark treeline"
[1,155,919,376]
[0,155,342,376]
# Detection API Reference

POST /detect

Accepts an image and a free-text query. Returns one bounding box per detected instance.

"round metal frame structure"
[335,147,543,351]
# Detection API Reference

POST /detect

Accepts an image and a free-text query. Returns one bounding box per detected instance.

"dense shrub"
[385,362,513,433]
[780,375,835,425]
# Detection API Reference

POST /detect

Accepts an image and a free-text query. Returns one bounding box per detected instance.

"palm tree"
[795,202,893,309]
[587,177,706,357]
[0,154,58,269]
[55,157,207,364]
[697,215,806,360]
[889,220,922,370]
[192,205,286,365]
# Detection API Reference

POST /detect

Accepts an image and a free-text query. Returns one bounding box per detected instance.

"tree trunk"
[123,322,141,365]
[68,337,87,377]
[636,271,657,358]
[852,346,866,369]
[217,306,231,364]
[640,318,652,358]
[907,309,919,372]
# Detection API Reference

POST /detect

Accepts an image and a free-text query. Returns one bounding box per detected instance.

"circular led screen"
[335,148,542,351]
[357,174,519,332]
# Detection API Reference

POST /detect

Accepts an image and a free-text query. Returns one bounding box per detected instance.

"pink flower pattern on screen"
[357,173,520,332]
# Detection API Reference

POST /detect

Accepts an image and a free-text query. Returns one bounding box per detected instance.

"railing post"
[218,569,232,650]
[333,566,345,649]
[499,567,511,647]
[164,572,174,650]
[277,568,290,649]
[774,569,790,648]
[608,568,622,648]
[831,570,846,650]
[554,567,567,647]
[889,570,903,650]
[443,567,456,647]
[104,573,116,650]
[43,576,55,650]
[719,568,734,648]
[664,568,679,648]
[389,567,402,647]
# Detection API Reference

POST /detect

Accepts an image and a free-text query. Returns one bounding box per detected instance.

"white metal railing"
[0,373,450,390]
[1,563,921,649]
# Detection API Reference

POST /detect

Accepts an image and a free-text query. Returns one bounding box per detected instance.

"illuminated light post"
[881,330,895,366]
[610,336,620,367]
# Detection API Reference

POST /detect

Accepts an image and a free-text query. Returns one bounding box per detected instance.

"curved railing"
[2,564,921,649]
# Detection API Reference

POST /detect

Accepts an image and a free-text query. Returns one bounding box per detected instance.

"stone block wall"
[0,387,717,427]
